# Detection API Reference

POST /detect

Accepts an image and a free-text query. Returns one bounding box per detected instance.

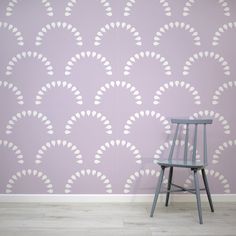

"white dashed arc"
[153,81,201,105]
[182,0,231,17]
[65,110,112,135]
[123,110,171,135]
[0,139,24,164]
[153,139,201,164]
[0,21,24,46]
[189,110,230,135]
[0,81,24,105]
[153,21,201,46]
[212,139,236,164]
[124,51,171,76]
[123,169,167,194]
[65,0,112,16]
[94,139,142,164]
[5,110,54,135]
[123,0,171,17]
[94,21,142,46]
[65,51,112,76]
[212,22,236,46]
[184,169,231,194]
[183,51,230,76]
[6,51,54,76]
[65,169,112,194]
[94,81,142,105]
[35,139,83,164]
[212,81,236,105]
[5,0,54,16]
[5,169,54,194]
[35,21,83,46]
[35,81,83,105]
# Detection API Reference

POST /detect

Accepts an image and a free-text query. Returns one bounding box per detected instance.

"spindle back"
[168,119,213,165]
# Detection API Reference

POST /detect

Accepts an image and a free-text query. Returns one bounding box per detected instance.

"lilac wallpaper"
[0,0,236,194]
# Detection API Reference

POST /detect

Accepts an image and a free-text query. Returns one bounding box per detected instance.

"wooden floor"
[0,202,235,236]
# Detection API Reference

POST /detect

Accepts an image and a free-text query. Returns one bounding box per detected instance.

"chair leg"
[165,167,173,207]
[150,166,165,217]
[201,169,214,212]
[193,169,203,224]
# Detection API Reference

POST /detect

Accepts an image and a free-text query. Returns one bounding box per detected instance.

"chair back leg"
[150,166,165,217]
[165,167,173,207]
[193,169,203,224]
[201,169,214,212]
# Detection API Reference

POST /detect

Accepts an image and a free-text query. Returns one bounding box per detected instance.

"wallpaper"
[0,0,236,194]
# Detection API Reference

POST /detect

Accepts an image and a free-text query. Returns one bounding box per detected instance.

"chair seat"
[157,159,206,168]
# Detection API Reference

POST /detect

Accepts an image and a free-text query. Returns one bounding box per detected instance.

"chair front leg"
[193,169,203,224]
[165,167,173,207]
[201,168,214,212]
[150,166,165,217]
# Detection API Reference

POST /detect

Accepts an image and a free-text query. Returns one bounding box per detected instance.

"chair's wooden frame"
[150,119,214,224]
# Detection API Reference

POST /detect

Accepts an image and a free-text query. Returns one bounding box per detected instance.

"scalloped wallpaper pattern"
[0,0,236,194]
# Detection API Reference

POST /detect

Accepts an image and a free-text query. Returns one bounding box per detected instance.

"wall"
[0,0,236,194]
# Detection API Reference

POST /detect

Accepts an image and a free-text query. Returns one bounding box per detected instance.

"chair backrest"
[168,119,213,165]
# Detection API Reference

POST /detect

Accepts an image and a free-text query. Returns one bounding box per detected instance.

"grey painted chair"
[150,119,214,224]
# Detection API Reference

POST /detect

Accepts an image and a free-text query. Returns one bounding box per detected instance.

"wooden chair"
[150,119,214,224]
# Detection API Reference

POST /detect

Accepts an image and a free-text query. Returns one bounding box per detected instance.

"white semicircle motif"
[94,139,142,165]
[35,21,83,46]
[35,81,83,105]
[153,81,201,105]
[123,110,171,135]
[0,139,24,164]
[183,51,230,76]
[5,0,54,17]
[153,139,200,164]
[123,169,168,194]
[65,110,112,135]
[94,81,142,105]
[189,110,230,135]
[5,110,54,135]
[35,139,83,164]
[6,51,54,76]
[124,51,172,76]
[184,169,231,194]
[64,169,112,194]
[182,0,231,17]
[212,139,236,164]
[65,51,112,76]
[153,21,201,46]
[0,80,24,105]
[0,21,24,46]
[65,0,112,17]
[5,169,54,194]
[212,22,236,46]
[123,0,171,17]
[94,21,142,46]
[212,81,236,105]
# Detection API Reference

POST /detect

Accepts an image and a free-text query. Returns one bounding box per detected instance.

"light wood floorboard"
[0,202,235,236]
